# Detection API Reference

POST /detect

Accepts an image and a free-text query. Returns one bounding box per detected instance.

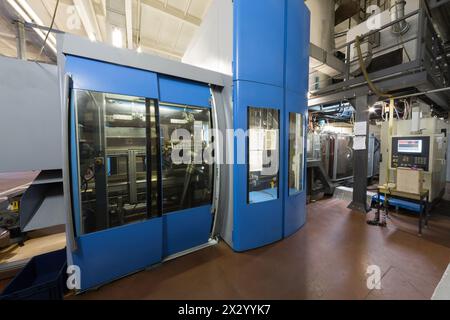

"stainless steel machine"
[380,114,448,203]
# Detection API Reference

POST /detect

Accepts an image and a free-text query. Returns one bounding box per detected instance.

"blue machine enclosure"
[232,0,310,250]
[65,55,214,290]
[61,0,310,290]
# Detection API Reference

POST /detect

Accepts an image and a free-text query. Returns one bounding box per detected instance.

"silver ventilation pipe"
[390,0,410,35]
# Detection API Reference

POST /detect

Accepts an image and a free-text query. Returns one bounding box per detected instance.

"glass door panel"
[248,107,280,204]
[74,89,160,235]
[158,104,213,213]
[288,113,304,195]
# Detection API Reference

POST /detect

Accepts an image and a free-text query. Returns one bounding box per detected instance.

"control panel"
[391,136,430,171]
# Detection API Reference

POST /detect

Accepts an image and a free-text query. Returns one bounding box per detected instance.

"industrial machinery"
[75,91,213,234]
[324,133,354,181]
[56,0,310,292]
[307,0,449,212]
[307,130,380,183]
[380,107,448,203]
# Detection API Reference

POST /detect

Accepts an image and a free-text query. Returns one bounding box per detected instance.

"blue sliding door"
[65,57,213,290]
[158,75,214,257]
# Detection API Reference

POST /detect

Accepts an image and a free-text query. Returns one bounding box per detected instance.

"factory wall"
[0,57,62,173]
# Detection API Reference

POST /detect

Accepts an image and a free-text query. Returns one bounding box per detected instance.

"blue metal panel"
[285,0,310,95]
[372,195,422,213]
[284,92,308,237]
[163,205,212,257]
[72,218,163,291]
[158,75,211,108]
[283,0,310,238]
[233,0,286,87]
[65,55,158,98]
[232,81,284,252]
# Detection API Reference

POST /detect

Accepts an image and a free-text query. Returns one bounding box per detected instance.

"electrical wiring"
[36,0,60,60]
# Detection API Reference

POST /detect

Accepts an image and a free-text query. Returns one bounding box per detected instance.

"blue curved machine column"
[229,0,310,251]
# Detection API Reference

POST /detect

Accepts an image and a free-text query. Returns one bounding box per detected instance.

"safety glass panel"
[289,113,304,195]
[248,107,280,204]
[159,104,213,213]
[74,89,159,235]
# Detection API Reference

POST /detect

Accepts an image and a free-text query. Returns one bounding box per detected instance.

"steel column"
[348,95,377,213]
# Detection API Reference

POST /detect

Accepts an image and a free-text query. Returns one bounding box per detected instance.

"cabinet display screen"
[398,139,422,154]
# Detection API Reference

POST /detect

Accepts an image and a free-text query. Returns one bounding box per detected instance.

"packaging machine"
[57,0,310,291]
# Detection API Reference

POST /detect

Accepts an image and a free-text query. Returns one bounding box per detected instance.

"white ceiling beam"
[0,38,16,52]
[0,31,15,40]
[141,0,201,26]
[73,0,103,41]
[40,0,61,30]
[140,36,183,59]
[125,0,133,49]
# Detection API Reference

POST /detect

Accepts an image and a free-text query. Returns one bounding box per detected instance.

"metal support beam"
[16,20,26,60]
[347,95,377,213]
[141,0,201,26]
[73,0,103,42]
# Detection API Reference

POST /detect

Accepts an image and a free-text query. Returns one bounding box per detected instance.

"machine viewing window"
[74,90,160,235]
[247,107,280,204]
[288,113,304,195]
[398,139,423,153]
[159,104,213,213]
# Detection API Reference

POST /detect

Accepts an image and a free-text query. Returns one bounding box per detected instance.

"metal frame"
[57,33,232,88]
[309,0,450,109]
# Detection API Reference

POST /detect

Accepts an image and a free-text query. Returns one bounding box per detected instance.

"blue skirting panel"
[158,75,211,108]
[72,218,163,291]
[372,195,422,213]
[65,55,159,98]
[163,205,213,257]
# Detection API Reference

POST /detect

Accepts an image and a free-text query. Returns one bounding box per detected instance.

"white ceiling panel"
[0,0,212,61]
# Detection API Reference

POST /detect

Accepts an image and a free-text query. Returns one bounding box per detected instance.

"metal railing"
[311,0,449,96]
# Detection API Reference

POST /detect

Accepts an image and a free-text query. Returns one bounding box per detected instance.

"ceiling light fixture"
[112,27,123,48]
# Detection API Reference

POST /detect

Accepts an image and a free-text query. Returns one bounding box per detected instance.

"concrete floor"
[66,198,450,300]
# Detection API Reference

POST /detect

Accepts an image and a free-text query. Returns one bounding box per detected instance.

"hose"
[355,36,393,98]
[37,0,60,60]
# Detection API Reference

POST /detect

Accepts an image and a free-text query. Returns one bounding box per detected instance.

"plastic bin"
[0,248,67,300]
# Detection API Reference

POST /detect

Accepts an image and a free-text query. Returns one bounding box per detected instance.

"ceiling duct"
[390,0,410,35]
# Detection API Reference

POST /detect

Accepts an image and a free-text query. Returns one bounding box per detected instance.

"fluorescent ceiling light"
[369,106,376,113]
[112,28,123,48]
[6,0,56,54]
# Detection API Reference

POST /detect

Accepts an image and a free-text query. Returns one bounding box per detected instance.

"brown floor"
[60,198,450,300]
